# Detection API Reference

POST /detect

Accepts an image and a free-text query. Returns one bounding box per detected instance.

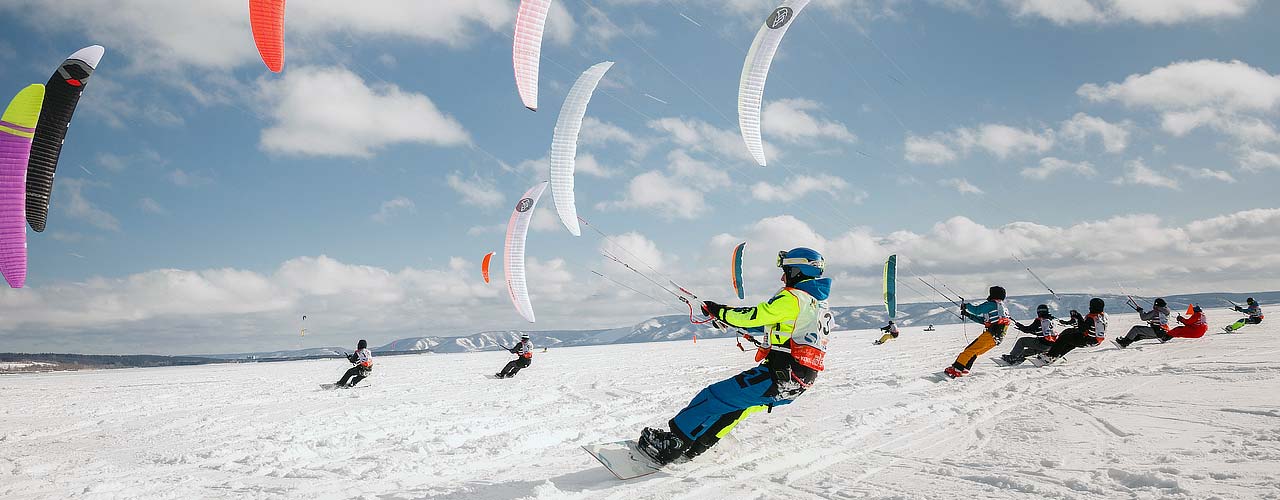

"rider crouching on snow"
[999,304,1057,365]
[1224,297,1264,333]
[874,321,900,345]
[1034,298,1107,365]
[637,247,834,466]
[1114,298,1172,348]
[495,334,533,378]
[336,339,373,388]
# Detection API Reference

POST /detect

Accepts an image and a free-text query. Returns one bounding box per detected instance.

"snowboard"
[320,383,367,390]
[989,356,1010,366]
[582,440,662,480]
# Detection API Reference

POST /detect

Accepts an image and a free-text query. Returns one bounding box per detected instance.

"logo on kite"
[767,7,794,29]
[516,198,535,212]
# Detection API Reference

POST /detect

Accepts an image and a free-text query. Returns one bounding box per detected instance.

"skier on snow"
[944,286,1011,378]
[998,304,1059,366]
[335,339,373,388]
[1224,298,1264,333]
[1033,298,1107,366]
[636,248,833,466]
[1157,304,1210,341]
[495,334,533,378]
[1114,298,1173,348]
[874,321,900,345]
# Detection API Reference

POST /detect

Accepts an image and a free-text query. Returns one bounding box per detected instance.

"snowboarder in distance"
[1114,298,1173,348]
[874,321,900,345]
[495,334,533,378]
[924,324,936,332]
[335,339,373,388]
[943,286,1011,378]
[999,304,1058,366]
[1032,298,1107,366]
[1224,298,1264,333]
[636,247,833,466]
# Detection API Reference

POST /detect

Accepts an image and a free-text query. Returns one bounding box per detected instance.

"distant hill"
[5,291,1273,372]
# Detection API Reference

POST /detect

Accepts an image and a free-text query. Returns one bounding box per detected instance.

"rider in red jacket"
[1167,305,1208,339]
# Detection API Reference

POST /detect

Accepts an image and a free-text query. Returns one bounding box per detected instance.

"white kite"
[504,181,548,322]
[738,0,810,167]
[549,61,613,237]
[513,0,551,111]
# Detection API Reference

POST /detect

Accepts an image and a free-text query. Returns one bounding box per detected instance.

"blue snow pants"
[670,365,794,441]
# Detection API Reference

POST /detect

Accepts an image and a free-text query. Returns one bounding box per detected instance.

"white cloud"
[1174,165,1237,183]
[575,153,618,178]
[600,150,730,219]
[1021,157,1097,180]
[904,135,958,165]
[1112,159,1179,190]
[1060,113,1131,153]
[751,174,852,202]
[446,172,504,208]
[138,198,167,215]
[370,197,416,223]
[579,117,649,159]
[168,169,213,187]
[939,178,985,195]
[58,179,120,231]
[1000,0,1255,25]
[904,123,1054,164]
[1079,60,1280,146]
[763,98,858,144]
[1238,149,1280,172]
[647,117,754,163]
[258,66,469,158]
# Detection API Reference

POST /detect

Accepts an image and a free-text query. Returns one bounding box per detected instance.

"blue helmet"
[777,247,825,277]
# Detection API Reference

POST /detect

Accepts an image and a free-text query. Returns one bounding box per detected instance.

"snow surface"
[2,307,1279,499]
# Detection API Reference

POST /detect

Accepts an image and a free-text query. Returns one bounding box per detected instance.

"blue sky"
[1,0,1278,354]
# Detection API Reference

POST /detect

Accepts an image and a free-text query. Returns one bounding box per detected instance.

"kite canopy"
[550,61,614,237]
[731,242,746,300]
[481,251,495,284]
[883,254,897,320]
[505,182,548,322]
[249,0,286,72]
[513,0,551,111]
[26,45,103,233]
[1,84,46,288]
[738,0,810,166]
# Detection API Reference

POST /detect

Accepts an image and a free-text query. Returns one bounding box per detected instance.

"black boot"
[637,427,686,465]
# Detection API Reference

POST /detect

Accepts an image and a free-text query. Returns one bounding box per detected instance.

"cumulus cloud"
[579,117,650,160]
[138,198,167,215]
[648,117,754,163]
[763,98,858,144]
[1021,157,1097,180]
[1000,0,1255,26]
[903,123,1054,164]
[1060,113,1132,153]
[1238,149,1280,172]
[751,174,854,203]
[258,66,469,158]
[370,196,416,223]
[1113,159,1179,190]
[446,172,504,208]
[168,169,213,187]
[600,150,729,219]
[1079,60,1280,148]
[939,178,985,195]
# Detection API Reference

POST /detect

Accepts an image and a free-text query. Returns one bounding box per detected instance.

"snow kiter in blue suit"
[637,248,834,465]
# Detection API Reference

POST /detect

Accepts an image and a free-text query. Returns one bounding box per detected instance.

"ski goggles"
[777,251,824,269]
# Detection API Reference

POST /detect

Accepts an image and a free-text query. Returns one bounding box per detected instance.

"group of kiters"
[874,287,1265,379]
[324,247,1266,468]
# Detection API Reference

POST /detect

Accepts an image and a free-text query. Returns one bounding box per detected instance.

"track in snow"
[2,306,1279,499]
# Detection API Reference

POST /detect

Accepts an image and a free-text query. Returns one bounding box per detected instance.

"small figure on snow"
[874,321,900,345]
[495,334,533,378]
[1032,298,1107,366]
[924,324,936,332]
[335,339,373,388]
[636,247,833,466]
[1114,298,1173,348]
[998,304,1058,365]
[943,286,1012,378]
[1224,298,1264,333]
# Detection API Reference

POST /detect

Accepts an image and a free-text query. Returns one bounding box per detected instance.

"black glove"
[1135,306,1145,313]
[702,301,726,319]
[347,354,358,363]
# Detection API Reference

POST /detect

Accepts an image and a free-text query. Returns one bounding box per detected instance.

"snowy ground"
[3,306,1279,499]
